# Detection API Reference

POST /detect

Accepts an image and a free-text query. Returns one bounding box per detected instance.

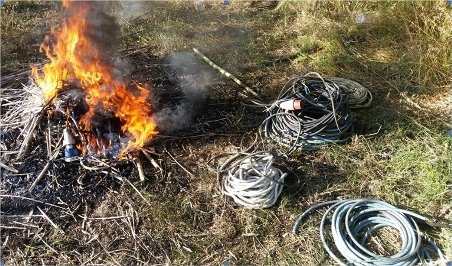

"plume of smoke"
[152,52,220,133]
[152,102,195,133]
[64,1,128,87]
[113,1,155,25]
[110,57,132,87]
[76,1,120,52]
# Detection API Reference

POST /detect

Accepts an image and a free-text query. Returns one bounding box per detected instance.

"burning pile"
[4,0,158,161]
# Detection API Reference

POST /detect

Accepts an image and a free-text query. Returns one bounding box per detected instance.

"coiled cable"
[327,77,373,108]
[292,199,449,266]
[263,72,353,152]
[208,151,287,209]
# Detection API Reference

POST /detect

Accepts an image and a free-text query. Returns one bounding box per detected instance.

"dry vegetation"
[1,1,451,265]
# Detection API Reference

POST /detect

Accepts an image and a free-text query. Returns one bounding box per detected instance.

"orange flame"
[31,0,157,155]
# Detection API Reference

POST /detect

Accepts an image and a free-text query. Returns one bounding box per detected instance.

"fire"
[31,0,157,156]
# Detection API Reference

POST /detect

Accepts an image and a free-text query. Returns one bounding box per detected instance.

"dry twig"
[193,47,260,99]
[0,195,65,209]
[0,161,19,173]
[122,177,151,206]
[77,215,128,220]
[165,147,194,178]
[1,82,52,160]
[36,206,59,230]
[133,156,146,181]
[0,225,27,230]
[29,138,62,192]
[141,148,162,170]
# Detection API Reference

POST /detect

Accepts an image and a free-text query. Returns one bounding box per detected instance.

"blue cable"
[292,199,449,266]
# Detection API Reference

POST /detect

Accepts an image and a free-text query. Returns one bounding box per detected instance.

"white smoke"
[113,1,156,25]
[152,51,220,133]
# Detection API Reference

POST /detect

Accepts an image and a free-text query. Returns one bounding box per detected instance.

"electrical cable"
[262,72,353,152]
[207,73,373,207]
[292,199,450,266]
[208,150,287,209]
[327,77,373,108]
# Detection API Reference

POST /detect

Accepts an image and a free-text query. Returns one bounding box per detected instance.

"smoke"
[63,1,129,87]
[152,52,220,133]
[60,1,225,134]
[152,102,195,133]
[110,57,132,87]
[113,1,155,25]
[66,1,120,50]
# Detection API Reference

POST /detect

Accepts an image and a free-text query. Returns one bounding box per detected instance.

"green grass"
[1,0,451,265]
[373,131,450,208]
[275,1,451,95]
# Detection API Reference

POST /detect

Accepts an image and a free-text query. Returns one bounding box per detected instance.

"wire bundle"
[292,199,449,266]
[327,77,373,108]
[263,73,353,151]
[214,152,287,209]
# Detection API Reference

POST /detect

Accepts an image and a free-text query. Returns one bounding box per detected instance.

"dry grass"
[1,0,451,265]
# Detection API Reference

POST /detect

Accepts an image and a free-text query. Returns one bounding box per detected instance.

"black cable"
[262,72,353,152]
[327,77,373,108]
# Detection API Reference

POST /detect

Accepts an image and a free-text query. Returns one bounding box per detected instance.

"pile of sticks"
[0,71,161,191]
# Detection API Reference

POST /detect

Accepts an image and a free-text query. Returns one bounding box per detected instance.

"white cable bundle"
[222,154,287,209]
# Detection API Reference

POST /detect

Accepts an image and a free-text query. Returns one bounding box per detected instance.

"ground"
[1,1,451,265]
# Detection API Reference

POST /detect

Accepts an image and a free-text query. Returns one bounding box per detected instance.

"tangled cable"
[208,151,287,209]
[292,199,449,266]
[262,73,353,151]
[259,73,373,152]
[207,73,373,207]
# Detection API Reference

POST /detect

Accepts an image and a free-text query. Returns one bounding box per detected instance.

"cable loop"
[213,152,287,209]
[263,73,353,152]
[327,77,373,108]
[262,73,372,152]
[292,199,449,266]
